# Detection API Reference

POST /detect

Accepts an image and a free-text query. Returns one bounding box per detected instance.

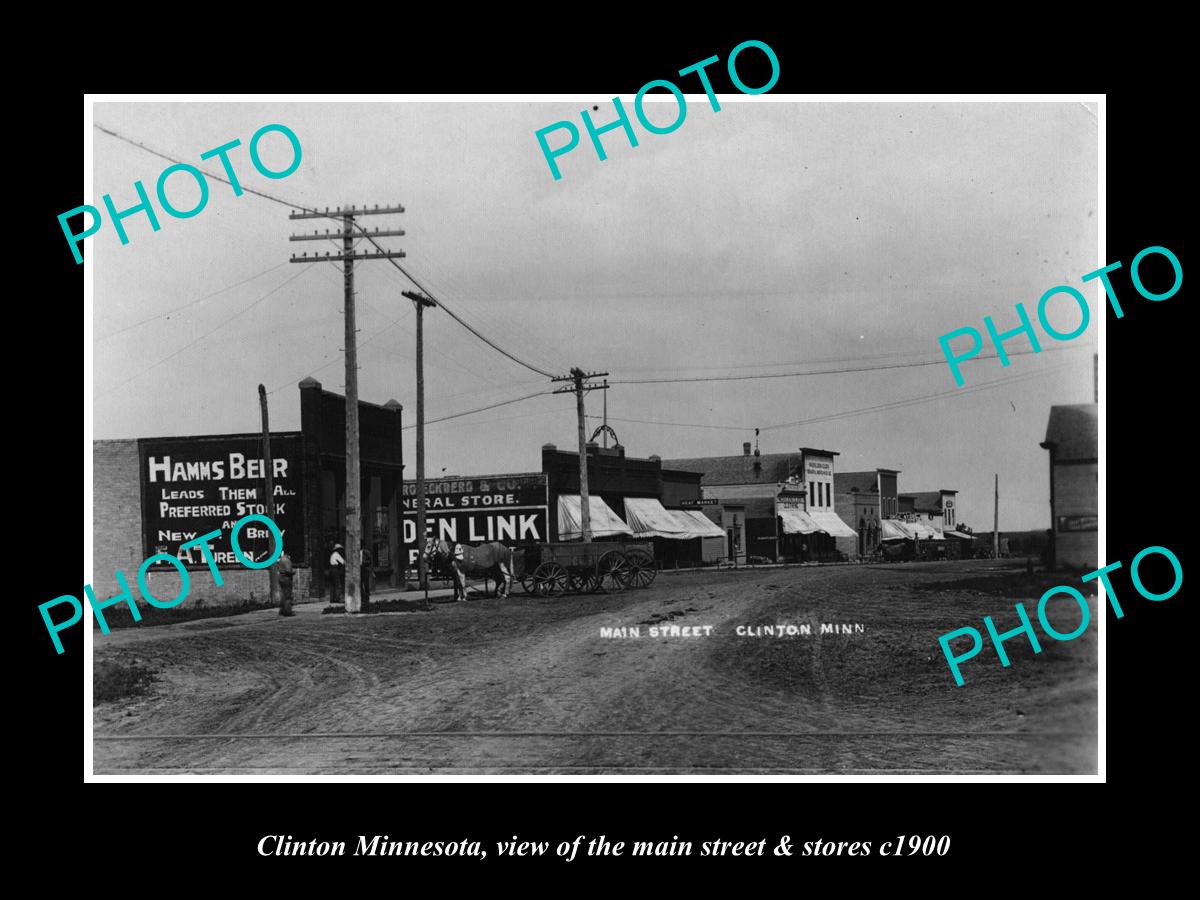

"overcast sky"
[91,99,1098,531]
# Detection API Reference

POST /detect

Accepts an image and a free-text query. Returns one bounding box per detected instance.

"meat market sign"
[401,473,548,566]
[139,435,305,567]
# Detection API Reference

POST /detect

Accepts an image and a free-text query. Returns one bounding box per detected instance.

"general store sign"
[400,473,549,565]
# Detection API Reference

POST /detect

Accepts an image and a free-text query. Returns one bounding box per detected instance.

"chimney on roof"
[743,442,751,456]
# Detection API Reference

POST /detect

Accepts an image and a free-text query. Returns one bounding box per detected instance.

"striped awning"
[881,518,944,541]
[557,495,633,540]
[810,510,857,538]
[907,520,944,540]
[623,497,693,539]
[779,508,824,535]
[674,508,726,539]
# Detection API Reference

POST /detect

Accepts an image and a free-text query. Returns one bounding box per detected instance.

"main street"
[93,561,1096,774]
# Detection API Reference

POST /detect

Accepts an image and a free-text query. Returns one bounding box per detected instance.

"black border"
[29,27,1191,884]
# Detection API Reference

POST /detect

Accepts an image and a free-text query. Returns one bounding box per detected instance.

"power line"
[613,344,1001,376]
[98,265,312,396]
[760,359,1081,431]
[609,345,1085,385]
[403,390,556,430]
[98,261,290,339]
[585,413,750,432]
[396,253,572,375]
[586,359,1082,434]
[426,377,549,406]
[422,404,567,432]
[94,124,558,380]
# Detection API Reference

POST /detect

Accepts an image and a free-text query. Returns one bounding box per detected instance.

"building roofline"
[133,431,305,444]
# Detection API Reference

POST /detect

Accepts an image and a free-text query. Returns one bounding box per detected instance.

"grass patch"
[94,660,158,704]
[323,599,441,614]
[98,597,290,629]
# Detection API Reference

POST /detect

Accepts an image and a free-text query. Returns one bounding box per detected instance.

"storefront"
[661,444,855,563]
[776,489,817,562]
[833,468,900,559]
[798,448,856,560]
[399,473,550,571]
[541,443,717,566]
[92,378,404,608]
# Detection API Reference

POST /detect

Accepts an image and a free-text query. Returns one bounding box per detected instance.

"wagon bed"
[518,541,656,596]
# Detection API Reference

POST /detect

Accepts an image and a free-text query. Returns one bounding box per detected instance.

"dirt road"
[93,560,1097,774]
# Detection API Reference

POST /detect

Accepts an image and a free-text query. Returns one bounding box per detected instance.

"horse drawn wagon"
[518,541,657,596]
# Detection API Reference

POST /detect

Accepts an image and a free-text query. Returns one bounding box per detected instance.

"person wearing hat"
[329,542,346,604]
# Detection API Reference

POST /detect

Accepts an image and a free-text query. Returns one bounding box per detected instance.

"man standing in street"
[329,543,346,604]
[276,550,295,617]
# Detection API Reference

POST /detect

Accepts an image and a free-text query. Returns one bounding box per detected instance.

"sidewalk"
[95,584,482,647]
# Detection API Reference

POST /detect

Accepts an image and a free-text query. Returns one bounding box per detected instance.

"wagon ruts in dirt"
[516,542,658,596]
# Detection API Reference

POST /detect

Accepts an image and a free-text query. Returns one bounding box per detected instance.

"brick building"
[91,380,403,609]
[540,443,714,566]
[833,468,900,559]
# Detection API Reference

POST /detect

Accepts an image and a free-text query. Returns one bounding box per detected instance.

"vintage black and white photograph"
[86,97,1100,776]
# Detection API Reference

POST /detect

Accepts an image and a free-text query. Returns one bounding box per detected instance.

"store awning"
[945,530,974,540]
[879,519,946,541]
[779,508,824,535]
[912,521,945,540]
[623,497,693,539]
[674,508,726,539]
[557,495,633,540]
[810,510,857,538]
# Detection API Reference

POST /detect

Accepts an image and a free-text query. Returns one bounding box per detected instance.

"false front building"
[539,442,722,566]
[833,468,901,559]
[1040,403,1098,570]
[661,444,855,563]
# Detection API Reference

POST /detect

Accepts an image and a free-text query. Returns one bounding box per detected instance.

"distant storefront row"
[95,384,1008,613]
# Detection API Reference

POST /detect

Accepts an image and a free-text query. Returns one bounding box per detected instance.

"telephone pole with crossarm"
[289,205,405,612]
[552,369,609,542]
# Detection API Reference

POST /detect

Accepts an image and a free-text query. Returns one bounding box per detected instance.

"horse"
[423,538,515,600]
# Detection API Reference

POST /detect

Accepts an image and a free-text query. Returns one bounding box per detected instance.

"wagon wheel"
[569,569,600,594]
[595,550,630,593]
[624,548,657,589]
[530,561,569,597]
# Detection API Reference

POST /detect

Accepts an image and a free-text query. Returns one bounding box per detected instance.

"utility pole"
[993,473,1000,559]
[258,384,279,606]
[401,289,437,590]
[601,379,609,448]
[552,369,608,542]
[290,205,406,612]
